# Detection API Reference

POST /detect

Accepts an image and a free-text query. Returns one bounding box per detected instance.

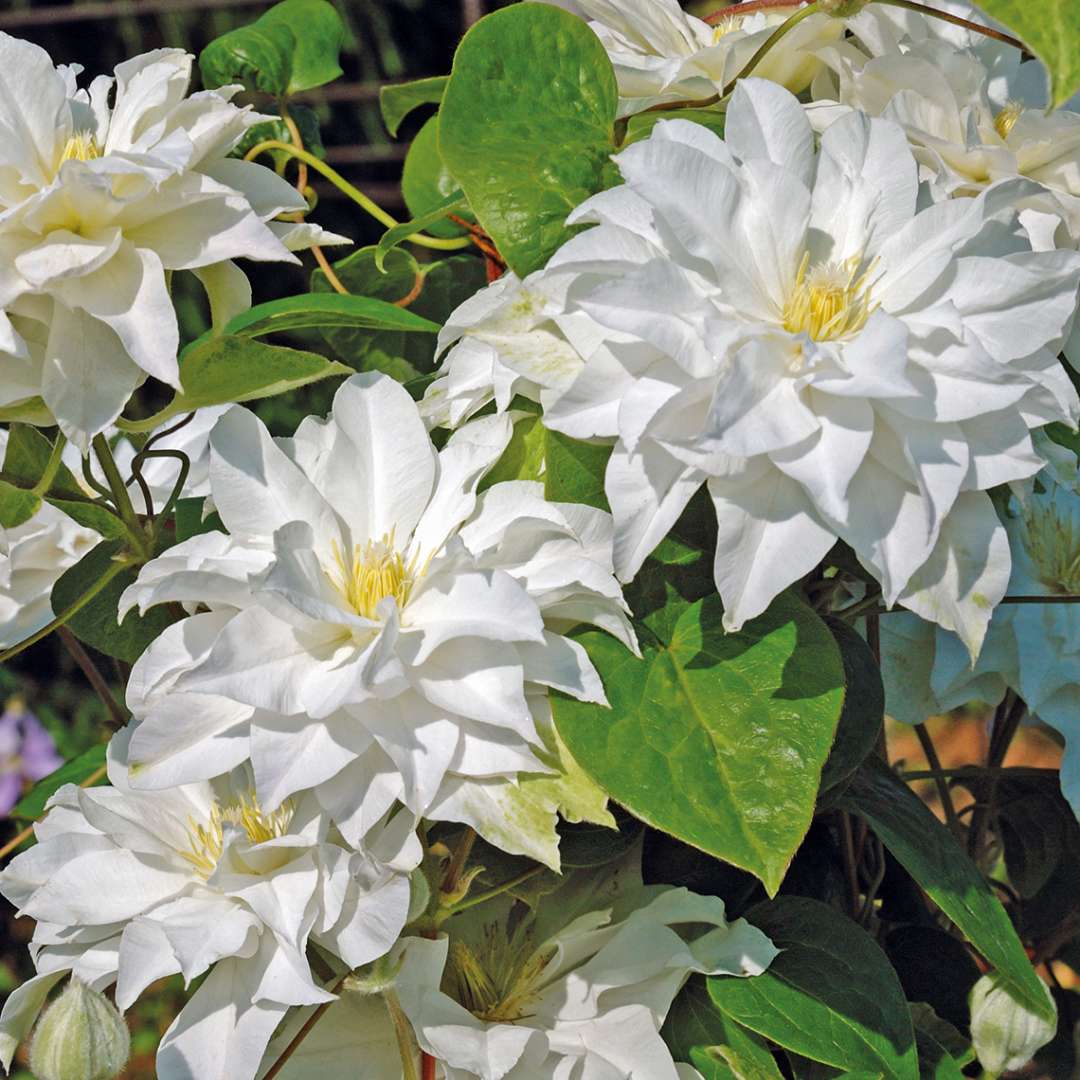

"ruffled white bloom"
[807,9,1080,240]
[118,373,636,861]
[263,884,777,1080]
[0,729,417,1080]
[0,35,342,448]
[0,428,99,648]
[536,0,840,116]
[881,472,1080,815]
[421,270,620,430]
[539,79,1080,653]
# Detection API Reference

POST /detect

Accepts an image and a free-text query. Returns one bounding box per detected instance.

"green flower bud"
[29,979,130,1080]
[969,972,1056,1079]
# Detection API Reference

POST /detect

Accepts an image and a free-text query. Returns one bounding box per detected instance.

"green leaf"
[623,108,727,146]
[0,396,54,426]
[543,430,611,511]
[233,103,326,168]
[380,75,448,137]
[553,592,844,894]
[175,498,224,544]
[819,617,884,799]
[971,0,1080,108]
[223,293,440,339]
[0,478,41,528]
[10,744,107,821]
[375,193,468,269]
[708,897,919,1080]
[665,978,785,1080]
[199,0,346,97]
[44,499,126,540]
[51,541,179,664]
[910,1005,971,1080]
[312,248,487,382]
[439,4,618,275]
[479,409,546,491]
[1,425,81,499]
[837,759,1054,1024]
[125,336,350,432]
[401,115,472,239]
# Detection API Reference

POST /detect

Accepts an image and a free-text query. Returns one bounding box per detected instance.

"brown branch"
[58,627,128,733]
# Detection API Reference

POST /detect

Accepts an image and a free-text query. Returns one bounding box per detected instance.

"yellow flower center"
[1021,502,1080,595]
[782,252,877,341]
[179,794,294,878]
[446,925,556,1024]
[58,132,102,166]
[712,15,744,41]
[993,101,1024,140]
[329,532,421,619]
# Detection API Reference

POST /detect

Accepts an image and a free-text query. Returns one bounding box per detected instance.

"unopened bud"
[969,972,1056,1079]
[818,0,870,16]
[29,979,130,1080]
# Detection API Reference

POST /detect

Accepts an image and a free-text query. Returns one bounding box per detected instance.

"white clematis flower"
[118,373,635,861]
[0,428,99,648]
[0,35,343,448]
[881,472,1080,816]
[0,729,417,1080]
[540,79,1080,653]
[263,882,777,1080]
[536,0,840,116]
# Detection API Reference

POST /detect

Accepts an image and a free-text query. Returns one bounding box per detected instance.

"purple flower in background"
[0,703,62,816]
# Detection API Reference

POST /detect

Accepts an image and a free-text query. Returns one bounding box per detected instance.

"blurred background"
[0,0,1070,1076]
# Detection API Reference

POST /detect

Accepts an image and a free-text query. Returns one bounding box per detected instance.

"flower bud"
[817,0,870,15]
[969,972,1056,1078]
[29,979,130,1080]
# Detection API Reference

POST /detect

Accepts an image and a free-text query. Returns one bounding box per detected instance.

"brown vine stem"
[441,827,477,895]
[967,691,1027,866]
[913,723,963,842]
[58,627,128,733]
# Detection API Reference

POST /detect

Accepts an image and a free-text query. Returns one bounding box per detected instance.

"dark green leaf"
[0,478,41,528]
[312,248,487,382]
[401,115,472,239]
[884,927,980,1031]
[439,4,618,275]
[44,498,126,540]
[10,744,107,821]
[51,540,179,664]
[910,1004,972,1080]
[375,193,468,269]
[380,75,448,137]
[233,103,326,168]
[199,0,346,96]
[553,592,844,894]
[837,759,1054,1024]
[543,430,611,511]
[819,617,884,799]
[224,293,440,339]
[708,897,919,1079]
[2,425,82,499]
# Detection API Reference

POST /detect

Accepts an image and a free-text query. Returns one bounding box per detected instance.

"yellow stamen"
[179,794,294,878]
[993,101,1024,140]
[58,132,101,166]
[330,530,420,619]
[712,15,743,42]
[782,251,878,341]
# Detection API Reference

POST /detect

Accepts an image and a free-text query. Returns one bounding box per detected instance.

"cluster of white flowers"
[1,0,1079,1076]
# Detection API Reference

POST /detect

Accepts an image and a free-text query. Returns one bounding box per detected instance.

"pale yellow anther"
[993,101,1024,140]
[1021,503,1080,595]
[58,132,101,166]
[330,530,421,619]
[712,15,743,42]
[782,251,878,341]
[448,926,556,1023]
[180,794,294,878]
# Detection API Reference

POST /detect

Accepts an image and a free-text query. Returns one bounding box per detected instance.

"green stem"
[243,140,472,253]
[873,0,1025,52]
[0,556,133,663]
[439,865,545,921]
[31,432,67,497]
[384,988,421,1080]
[720,2,822,98]
[91,434,150,558]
